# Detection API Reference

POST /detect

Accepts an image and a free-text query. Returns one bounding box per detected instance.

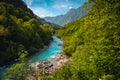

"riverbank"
[0,35,63,80]
[0,43,50,67]
[26,51,69,80]
[28,35,63,63]
[49,51,69,70]
[33,51,69,72]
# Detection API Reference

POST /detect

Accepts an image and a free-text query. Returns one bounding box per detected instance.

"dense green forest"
[0,0,53,66]
[1,0,120,80]
[55,0,120,80]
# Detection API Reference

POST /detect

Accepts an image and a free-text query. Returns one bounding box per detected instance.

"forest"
[1,0,120,80]
[0,0,53,66]
[55,0,120,80]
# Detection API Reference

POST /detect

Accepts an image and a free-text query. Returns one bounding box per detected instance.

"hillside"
[1,0,120,80]
[45,3,92,26]
[0,0,53,66]
[54,0,120,80]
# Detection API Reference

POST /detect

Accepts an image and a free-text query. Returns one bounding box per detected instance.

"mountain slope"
[53,0,120,80]
[45,3,92,26]
[0,0,53,66]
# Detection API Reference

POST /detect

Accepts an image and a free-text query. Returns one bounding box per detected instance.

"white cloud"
[52,0,73,9]
[31,7,55,18]
[69,6,73,9]
[24,0,33,7]
[54,4,68,9]
[61,5,68,8]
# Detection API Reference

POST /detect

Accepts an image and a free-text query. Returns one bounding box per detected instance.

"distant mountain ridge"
[44,3,92,26]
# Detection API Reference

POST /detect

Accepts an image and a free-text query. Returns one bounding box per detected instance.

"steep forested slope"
[0,0,53,66]
[54,0,120,80]
[45,3,92,26]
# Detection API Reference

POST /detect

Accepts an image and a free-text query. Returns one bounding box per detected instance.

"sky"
[23,0,88,18]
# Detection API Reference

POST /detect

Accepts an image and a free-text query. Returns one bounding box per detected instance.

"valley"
[0,0,120,80]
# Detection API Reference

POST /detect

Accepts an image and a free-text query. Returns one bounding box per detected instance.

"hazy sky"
[23,0,87,18]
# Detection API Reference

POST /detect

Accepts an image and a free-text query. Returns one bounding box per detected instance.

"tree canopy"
[54,0,120,79]
[0,0,53,66]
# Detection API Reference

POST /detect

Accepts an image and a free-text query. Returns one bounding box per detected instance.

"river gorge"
[0,35,63,80]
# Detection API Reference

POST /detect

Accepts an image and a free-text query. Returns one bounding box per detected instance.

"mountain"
[35,16,62,29]
[53,0,120,80]
[44,3,92,26]
[0,0,53,66]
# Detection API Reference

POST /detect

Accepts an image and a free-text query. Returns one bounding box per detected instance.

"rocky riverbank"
[26,52,69,80]
[33,51,69,73]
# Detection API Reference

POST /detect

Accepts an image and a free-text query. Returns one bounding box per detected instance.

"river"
[0,35,62,80]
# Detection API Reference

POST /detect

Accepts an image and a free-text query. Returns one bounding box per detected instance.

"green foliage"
[52,64,73,80]
[3,51,49,80]
[1,0,120,79]
[54,0,120,80]
[0,1,53,66]
[3,51,30,80]
[99,74,114,80]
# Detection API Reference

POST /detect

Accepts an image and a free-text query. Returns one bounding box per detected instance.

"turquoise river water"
[0,35,62,80]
